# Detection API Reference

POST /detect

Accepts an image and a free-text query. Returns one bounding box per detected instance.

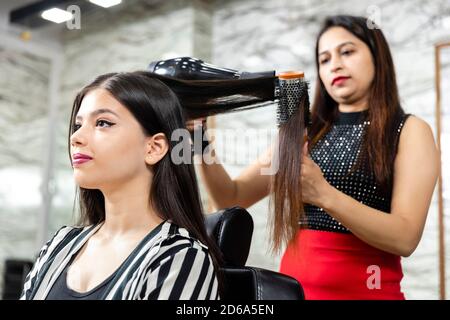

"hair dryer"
[148,57,275,80]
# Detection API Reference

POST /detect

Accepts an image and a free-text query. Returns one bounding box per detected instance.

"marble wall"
[0,46,51,296]
[439,43,450,299]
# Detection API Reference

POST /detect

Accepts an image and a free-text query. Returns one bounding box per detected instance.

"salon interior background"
[0,0,449,299]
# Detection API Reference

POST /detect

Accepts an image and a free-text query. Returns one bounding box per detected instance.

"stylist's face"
[318,27,375,106]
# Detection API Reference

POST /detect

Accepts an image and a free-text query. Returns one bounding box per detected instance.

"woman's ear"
[145,133,169,165]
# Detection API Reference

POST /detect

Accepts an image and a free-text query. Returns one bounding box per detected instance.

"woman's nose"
[70,126,87,147]
[330,55,343,73]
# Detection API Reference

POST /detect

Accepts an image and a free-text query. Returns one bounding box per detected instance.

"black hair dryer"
[148,57,275,80]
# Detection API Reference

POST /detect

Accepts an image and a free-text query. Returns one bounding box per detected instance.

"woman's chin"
[334,94,360,106]
[73,176,101,189]
[77,183,99,190]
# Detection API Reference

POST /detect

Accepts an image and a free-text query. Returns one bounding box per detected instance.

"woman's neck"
[99,177,163,237]
[338,98,369,113]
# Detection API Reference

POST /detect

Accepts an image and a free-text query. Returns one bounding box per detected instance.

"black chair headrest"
[204,206,253,267]
[221,267,305,300]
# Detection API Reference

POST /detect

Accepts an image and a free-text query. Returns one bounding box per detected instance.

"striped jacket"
[20,221,219,300]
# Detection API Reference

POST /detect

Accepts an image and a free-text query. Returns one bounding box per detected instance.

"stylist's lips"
[332,76,350,86]
[72,153,93,167]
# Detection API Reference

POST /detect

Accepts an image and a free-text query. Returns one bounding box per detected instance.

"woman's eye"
[320,58,329,64]
[342,50,353,56]
[73,123,81,131]
[96,119,114,128]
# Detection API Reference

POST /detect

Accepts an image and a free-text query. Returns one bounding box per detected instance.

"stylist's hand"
[186,117,207,132]
[301,142,331,207]
[186,117,211,156]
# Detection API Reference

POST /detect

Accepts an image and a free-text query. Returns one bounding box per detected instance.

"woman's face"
[70,89,153,190]
[318,26,375,107]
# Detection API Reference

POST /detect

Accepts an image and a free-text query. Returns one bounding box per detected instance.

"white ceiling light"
[89,0,122,8]
[41,8,73,23]
[442,16,450,29]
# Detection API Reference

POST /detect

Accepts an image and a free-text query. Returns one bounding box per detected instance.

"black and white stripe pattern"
[20,221,219,300]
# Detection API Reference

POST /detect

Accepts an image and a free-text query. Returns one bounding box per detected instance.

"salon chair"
[2,259,33,300]
[205,206,304,300]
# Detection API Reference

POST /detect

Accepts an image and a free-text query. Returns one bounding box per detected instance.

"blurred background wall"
[0,0,449,299]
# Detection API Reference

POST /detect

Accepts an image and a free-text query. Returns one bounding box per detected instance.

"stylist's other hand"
[301,142,331,207]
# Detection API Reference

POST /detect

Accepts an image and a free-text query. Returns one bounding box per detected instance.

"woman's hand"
[301,142,332,207]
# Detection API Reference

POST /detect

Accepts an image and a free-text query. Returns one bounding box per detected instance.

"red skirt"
[279,229,405,300]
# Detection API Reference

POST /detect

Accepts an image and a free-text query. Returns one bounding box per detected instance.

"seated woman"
[20,71,221,300]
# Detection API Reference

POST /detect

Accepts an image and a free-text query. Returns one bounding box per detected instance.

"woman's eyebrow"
[319,41,356,56]
[75,108,119,120]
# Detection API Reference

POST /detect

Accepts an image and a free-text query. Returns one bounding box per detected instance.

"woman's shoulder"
[400,114,434,140]
[134,221,214,274]
[396,114,438,160]
[158,221,210,252]
[50,225,89,242]
[45,225,78,245]
[34,225,86,262]
[43,224,95,249]
[402,114,430,127]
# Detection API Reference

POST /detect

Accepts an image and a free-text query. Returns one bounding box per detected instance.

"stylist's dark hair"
[68,71,223,292]
[310,15,405,192]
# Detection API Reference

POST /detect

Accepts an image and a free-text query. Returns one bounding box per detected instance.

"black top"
[46,254,116,300]
[301,110,410,233]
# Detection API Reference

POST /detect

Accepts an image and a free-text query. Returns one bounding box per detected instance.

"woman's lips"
[72,158,92,166]
[332,76,350,86]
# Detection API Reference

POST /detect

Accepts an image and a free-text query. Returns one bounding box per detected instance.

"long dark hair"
[143,68,312,254]
[269,94,309,253]
[309,15,404,192]
[68,71,223,288]
[144,71,311,254]
[143,73,278,120]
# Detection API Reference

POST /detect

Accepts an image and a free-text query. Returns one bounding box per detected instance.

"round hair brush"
[275,71,310,128]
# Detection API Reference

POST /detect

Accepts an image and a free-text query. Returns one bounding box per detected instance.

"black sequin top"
[301,110,409,233]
